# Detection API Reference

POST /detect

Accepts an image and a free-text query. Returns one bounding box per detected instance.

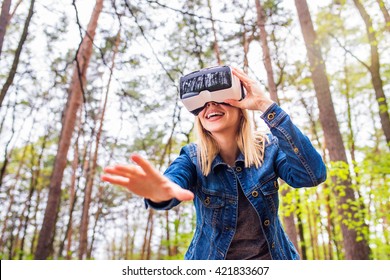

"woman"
[101,67,327,260]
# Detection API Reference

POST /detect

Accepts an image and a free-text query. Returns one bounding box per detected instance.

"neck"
[213,133,239,167]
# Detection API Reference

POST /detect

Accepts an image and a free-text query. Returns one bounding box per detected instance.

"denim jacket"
[146,103,327,260]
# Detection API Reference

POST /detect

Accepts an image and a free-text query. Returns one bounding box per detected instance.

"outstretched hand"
[224,67,274,112]
[101,154,194,203]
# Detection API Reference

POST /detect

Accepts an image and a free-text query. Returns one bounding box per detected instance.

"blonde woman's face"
[198,102,242,136]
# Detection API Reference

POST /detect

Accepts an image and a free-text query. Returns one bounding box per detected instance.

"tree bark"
[296,193,307,259]
[0,0,11,57]
[294,0,370,259]
[207,0,222,65]
[353,0,390,147]
[254,0,300,253]
[376,0,390,32]
[79,28,119,259]
[34,0,103,260]
[255,0,279,103]
[0,0,35,107]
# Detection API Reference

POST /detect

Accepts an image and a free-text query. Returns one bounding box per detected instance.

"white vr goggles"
[179,66,245,115]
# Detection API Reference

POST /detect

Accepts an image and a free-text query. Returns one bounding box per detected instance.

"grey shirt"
[226,181,272,260]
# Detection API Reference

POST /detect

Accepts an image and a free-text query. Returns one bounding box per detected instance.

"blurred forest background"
[0,0,389,260]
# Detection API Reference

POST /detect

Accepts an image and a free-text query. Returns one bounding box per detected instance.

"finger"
[232,68,255,85]
[114,164,146,177]
[130,154,160,176]
[101,174,130,186]
[223,99,244,108]
[169,185,194,202]
[103,166,132,178]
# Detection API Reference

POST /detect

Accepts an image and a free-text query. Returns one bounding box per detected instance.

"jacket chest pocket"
[197,187,225,226]
[259,178,280,213]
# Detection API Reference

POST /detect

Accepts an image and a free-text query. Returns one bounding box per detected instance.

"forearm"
[261,103,327,187]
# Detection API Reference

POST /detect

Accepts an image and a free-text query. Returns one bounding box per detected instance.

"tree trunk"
[58,121,80,259]
[255,0,300,253]
[87,186,104,259]
[296,193,307,259]
[207,0,222,65]
[281,188,300,253]
[255,0,279,103]
[376,0,390,32]
[18,130,49,259]
[79,28,119,259]
[165,211,172,257]
[0,0,11,57]
[34,0,103,260]
[353,0,390,147]
[141,209,154,260]
[294,0,371,259]
[0,0,35,107]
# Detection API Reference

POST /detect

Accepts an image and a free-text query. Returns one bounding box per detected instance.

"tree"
[79,29,121,259]
[34,0,104,260]
[254,0,299,254]
[352,0,390,148]
[0,0,12,57]
[255,0,279,103]
[0,0,35,107]
[376,0,390,32]
[294,0,371,259]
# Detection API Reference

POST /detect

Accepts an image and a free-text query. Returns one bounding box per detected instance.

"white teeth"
[207,112,224,119]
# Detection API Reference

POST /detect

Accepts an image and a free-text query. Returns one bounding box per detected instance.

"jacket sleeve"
[261,103,327,188]
[144,144,197,210]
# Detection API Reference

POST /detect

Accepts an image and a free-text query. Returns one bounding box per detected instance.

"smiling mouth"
[206,112,225,119]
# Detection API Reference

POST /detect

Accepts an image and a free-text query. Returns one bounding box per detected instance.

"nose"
[206,101,219,107]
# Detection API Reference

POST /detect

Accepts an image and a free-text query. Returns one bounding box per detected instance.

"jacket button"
[274,181,278,189]
[293,147,299,154]
[271,242,275,249]
[204,197,210,205]
[235,166,242,172]
[264,219,270,226]
[251,190,259,198]
[267,112,276,120]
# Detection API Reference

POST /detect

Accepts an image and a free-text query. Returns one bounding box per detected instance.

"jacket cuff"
[144,198,176,210]
[260,103,287,128]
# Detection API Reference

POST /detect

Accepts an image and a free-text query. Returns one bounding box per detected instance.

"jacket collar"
[211,152,245,172]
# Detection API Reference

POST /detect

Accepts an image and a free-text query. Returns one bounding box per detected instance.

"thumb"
[171,185,194,202]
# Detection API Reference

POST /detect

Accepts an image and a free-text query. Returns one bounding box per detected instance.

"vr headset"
[179,65,245,115]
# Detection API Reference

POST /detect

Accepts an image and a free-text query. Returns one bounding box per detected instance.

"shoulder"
[254,131,277,148]
[180,143,198,162]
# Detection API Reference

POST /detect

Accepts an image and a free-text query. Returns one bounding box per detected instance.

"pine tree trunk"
[58,123,80,259]
[255,0,279,103]
[29,189,41,256]
[207,0,222,65]
[0,0,11,57]
[281,188,300,253]
[296,193,307,259]
[353,0,390,147]
[79,28,119,259]
[294,0,371,259]
[376,0,390,32]
[255,0,300,253]
[165,211,172,257]
[34,0,103,260]
[0,0,35,107]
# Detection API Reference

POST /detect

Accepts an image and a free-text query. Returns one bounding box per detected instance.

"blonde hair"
[195,109,266,176]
